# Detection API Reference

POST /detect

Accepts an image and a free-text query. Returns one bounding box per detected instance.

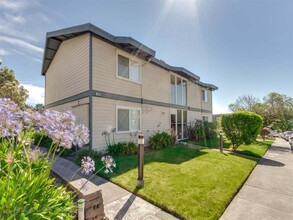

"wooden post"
[137,133,144,188]
[220,131,223,153]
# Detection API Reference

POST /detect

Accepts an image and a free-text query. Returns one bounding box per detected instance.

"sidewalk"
[51,156,178,220]
[221,138,293,220]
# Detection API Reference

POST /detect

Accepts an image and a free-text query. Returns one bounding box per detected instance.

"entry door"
[177,109,188,140]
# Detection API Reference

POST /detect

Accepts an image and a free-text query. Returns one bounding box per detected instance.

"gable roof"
[42,23,218,90]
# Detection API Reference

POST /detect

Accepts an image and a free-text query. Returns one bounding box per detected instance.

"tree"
[229,93,293,131]
[0,67,28,109]
[262,93,293,131]
[229,95,260,112]
[221,112,263,150]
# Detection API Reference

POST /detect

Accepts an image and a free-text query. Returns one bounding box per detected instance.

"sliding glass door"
[175,109,188,140]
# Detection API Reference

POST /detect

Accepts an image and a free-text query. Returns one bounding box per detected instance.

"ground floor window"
[202,116,209,122]
[116,106,141,132]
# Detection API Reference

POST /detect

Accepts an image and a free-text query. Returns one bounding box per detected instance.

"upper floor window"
[170,75,187,106]
[117,54,141,83]
[171,75,176,104]
[202,90,208,102]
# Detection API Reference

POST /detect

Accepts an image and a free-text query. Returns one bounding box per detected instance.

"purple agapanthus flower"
[0,98,23,137]
[73,124,90,148]
[101,155,116,174]
[81,156,95,175]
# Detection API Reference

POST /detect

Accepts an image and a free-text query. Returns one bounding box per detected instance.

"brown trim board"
[45,90,213,114]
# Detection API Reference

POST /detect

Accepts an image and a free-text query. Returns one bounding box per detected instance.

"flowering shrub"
[0,98,90,218]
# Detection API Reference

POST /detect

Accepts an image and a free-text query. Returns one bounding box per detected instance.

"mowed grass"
[194,138,272,158]
[97,146,258,220]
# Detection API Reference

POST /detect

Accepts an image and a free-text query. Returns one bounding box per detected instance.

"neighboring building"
[42,23,218,151]
[212,114,221,122]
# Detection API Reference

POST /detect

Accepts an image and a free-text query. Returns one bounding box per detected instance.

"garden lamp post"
[219,131,223,153]
[137,133,144,188]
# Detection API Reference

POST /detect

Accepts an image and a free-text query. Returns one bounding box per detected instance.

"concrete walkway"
[51,156,178,220]
[221,138,293,220]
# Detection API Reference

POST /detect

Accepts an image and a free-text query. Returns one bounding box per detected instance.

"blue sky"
[0,0,292,113]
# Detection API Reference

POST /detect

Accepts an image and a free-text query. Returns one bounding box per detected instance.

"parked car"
[269,130,279,138]
[283,131,293,141]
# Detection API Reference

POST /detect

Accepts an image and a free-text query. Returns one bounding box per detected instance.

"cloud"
[0,35,43,54]
[0,0,27,11]
[30,57,42,63]
[22,84,44,105]
[0,1,50,43]
[0,49,10,56]
[3,13,26,24]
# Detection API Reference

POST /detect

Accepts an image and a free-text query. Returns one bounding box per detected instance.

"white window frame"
[202,90,208,102]
[116,105,142,133]
[116,51,142,84]
[170,73,187,106]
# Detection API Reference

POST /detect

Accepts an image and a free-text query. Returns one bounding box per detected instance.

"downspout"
[89,33,93,149]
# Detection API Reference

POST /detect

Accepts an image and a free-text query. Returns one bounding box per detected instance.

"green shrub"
[148,131,173,150]
[32,131,53,148]
[188,120,218,142]
[0,140,75,219]
[74,148,102,164]
[221,111,263,150]
[121,141,138,155]
[108,142,138,156]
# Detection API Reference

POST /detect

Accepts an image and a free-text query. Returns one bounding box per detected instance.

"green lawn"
[194,138,272,158]
[97,146,259,220]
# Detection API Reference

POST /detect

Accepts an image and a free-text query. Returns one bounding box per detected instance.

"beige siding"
[142,63,170,103]
[142,104,170,142]
[92,97,171,151]
[187,82,201,108]
[45,34,89,105]
[202,89,213,112]
[46,97,89,128]
[188,111,202,122]
[92,97,142,151]
[92,37,141,97]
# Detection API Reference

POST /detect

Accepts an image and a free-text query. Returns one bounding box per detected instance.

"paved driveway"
[221,138,293,220]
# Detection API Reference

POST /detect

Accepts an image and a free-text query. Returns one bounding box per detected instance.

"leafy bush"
[33,131,53,147]
[33,131,75,157]
[121,141,138,155]
[108,141,138,156]
[260,127,271,141]
[188,120,218,142]
[221,111,263,150]
[0,98,92,219]
[75,148,102,164]
[148,131,173,150]
[0,140,76,219]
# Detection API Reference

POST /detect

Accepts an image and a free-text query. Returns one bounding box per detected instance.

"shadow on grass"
[228,150,284,167]
[98,146,207,179]
[235,150,262,158]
